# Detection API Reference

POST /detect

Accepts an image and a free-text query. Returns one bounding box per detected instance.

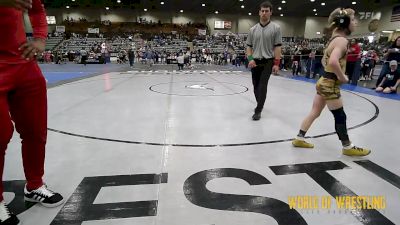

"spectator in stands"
[161,52,166,64]
[376,36,400,87]
[184,51,190,67]
[306,50,316,78]
[244,53,249,68]
[55,51,62,64]
[177,54,184,70]
[80,47,88,66]
[360,49,378,80]
[376,60,399,94]
[235,54,241,67]
[154,52,159,64]
[140,51,145,64]
[128,48,135,67]
[146,49,154,66]
[292,47,301,75]
[50,51,54,63]
[117,50,126,64]
[301,46,311,74]
[74,50,80,63]
[206,54,212,64]
[292,60,300,76]
[346,39,361,84]
[312,46,324,78]
[0,0,65,224]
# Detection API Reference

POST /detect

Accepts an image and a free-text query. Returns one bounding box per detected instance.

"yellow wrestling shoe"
[292,138,314,148]
[342,146,371,156]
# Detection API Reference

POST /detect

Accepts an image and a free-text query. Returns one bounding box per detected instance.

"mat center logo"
[185,83,214,91]
[5,160,397,225]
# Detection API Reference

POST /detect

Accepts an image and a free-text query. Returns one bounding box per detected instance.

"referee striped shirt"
[246,21,282,59]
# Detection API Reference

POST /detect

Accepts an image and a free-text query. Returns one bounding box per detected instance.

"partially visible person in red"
[0,0,64,224]
[345,38,361,83]
[360,49,379,81]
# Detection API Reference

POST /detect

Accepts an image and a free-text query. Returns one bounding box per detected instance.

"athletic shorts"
[316,77,341,100]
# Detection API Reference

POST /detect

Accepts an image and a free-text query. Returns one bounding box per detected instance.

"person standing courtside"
[246,1,282,120]
[0,0,64,224]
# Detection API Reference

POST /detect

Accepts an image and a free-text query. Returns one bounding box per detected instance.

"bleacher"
[148,39,189,53]
[193,39,226,53]
[45,36,64,51]
[56,37,106,52]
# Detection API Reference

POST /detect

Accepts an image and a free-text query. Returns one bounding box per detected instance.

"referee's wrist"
[33,37,46,43]
[274,58,280,66]
[247,55,254,61]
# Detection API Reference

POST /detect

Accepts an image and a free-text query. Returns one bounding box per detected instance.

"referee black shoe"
[252,112,261,120]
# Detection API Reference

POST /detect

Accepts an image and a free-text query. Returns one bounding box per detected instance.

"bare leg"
[325,98,343,111]
[293,94,326,148]
[300,94,326,132]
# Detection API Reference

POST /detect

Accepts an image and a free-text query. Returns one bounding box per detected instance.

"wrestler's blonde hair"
[324,8,355,38]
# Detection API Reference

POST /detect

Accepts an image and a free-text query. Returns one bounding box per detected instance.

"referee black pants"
[251,59,273,113]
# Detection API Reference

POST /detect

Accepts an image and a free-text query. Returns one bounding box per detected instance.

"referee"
[246,1,282,120]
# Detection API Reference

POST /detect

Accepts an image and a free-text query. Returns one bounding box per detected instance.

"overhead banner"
[88,28,100,34]
[198,29,206,35]
[56,26,65,33]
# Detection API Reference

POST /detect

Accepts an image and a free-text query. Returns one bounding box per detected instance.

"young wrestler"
[292,8,371,156]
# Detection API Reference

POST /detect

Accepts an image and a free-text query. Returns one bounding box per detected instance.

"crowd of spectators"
[39,28,399,93]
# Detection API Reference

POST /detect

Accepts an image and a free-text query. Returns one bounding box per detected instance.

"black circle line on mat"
[47,90,379,148]
[149,81,249,97]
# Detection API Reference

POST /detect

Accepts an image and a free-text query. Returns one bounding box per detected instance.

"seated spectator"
[376,37,400,87]
[376,60,399,94]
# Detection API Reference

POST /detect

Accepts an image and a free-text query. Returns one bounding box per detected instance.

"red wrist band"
[274,59,280,66]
